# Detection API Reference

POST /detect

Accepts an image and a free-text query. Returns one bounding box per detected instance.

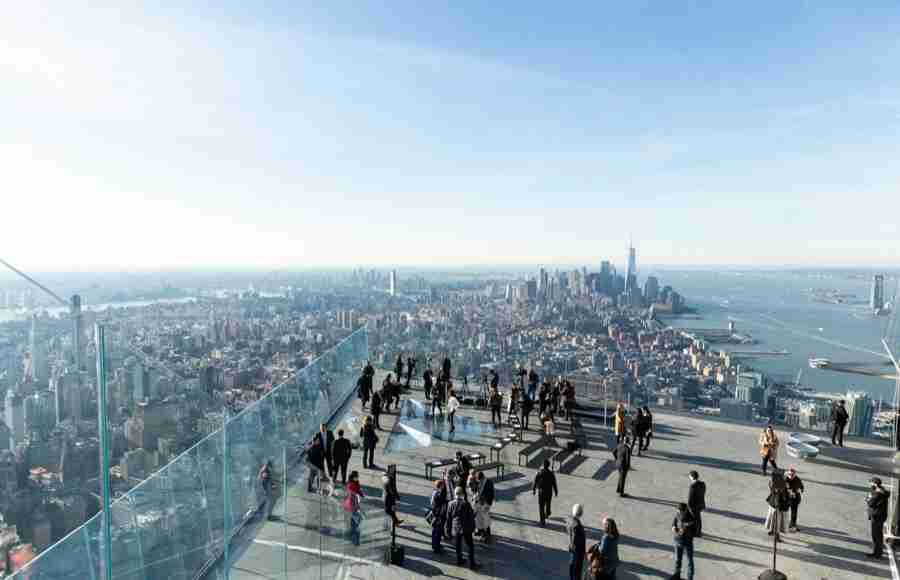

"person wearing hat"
[866,477,890,558]
[785,467,804,532]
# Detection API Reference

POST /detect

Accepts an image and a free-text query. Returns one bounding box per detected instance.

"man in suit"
[785,467,804,532]
[687,470,707,538]
[532,459,559,526]
[567,503,586,580]
[613,437,632,497]
[315,423,335,477]
[307,437,325,492]
[867,477,890,558]
[331,429,352,484]
[831,400,849,447]
[445,487,480,570]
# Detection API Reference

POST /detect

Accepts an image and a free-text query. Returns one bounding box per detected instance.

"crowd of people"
[253,358,891,579]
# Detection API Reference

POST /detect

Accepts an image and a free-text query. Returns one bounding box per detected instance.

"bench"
[551,447,576,472]
[490,435,516,462]
[517,435,555,466]
[470,461,505,480]
[424,452,485,479]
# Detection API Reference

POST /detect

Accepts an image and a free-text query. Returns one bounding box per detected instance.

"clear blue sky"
[3,2,899,270]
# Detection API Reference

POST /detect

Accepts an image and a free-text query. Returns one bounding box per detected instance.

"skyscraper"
[389,270,397,297]
[624,243,639,304]
[845,391,873,437]
[643,276,660,304]
[871,274,885,311]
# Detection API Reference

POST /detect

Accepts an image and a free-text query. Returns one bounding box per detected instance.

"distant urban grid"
[0,245,894,573]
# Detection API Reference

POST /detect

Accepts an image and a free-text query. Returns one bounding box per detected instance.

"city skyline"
[3,2,900,270]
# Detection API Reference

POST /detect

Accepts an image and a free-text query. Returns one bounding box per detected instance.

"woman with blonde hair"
[758,424,780,475]
[614,404,626,444]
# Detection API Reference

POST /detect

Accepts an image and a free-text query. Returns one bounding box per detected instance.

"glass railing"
[8,325,377,580]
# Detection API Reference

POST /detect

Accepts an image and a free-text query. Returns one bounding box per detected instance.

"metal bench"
[490,435,516,462]
[424,452,485,479]
[470,461,505,480]
[517,435,555,466]
[551,447,576,472]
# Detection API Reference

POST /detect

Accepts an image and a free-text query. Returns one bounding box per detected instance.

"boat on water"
[809,357,831,369]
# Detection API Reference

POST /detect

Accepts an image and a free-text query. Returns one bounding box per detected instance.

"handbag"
[425,508,435,524]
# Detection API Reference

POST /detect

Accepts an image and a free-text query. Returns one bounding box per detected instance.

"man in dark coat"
[867,477,890,558]
[395,354,404,384]
[532,459,559,526]
[423,367,434,399]
[567,503,586,580]
[406,356,416,387]
[831,400,849,447]
[785,467,804,532]
[314,423,335,477]
[521,394,534,430]
[476,472,495,541]
[371,389,383,430]
[687,470,707,538]
[613,438,632,497]
[306,437,325,492]
[445,487,480,570]
[442,357,452,381]
[331,429,352,483]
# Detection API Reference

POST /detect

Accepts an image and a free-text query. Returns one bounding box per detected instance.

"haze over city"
[3,2,900,270]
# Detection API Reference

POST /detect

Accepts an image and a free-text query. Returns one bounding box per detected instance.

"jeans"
[363,446,375,468]
[449,410,456,432]
[569,553,584,580]
[761,454,778,473]
[432,399,443,416]
[348,512,361,546]
[528,385,537,399]
[674,542,694,580]
[491,406,502,426]
[307,466,321,492]
[789,500,799,528]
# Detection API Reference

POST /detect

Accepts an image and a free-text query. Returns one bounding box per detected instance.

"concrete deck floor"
[230,383,897,580]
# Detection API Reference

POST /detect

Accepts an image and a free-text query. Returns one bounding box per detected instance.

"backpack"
[587,543,605,579]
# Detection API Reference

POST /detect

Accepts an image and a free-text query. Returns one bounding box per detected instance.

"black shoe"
[866,552,884,559]
[457,559,467,566]
[470,563,481,571]
[695,533,703,538]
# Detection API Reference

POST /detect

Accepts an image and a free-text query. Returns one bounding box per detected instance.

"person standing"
[528,368,539,400]
[395,354,404,386]
[307,437,325,493]
[508,382,521,423]
[363,360,375,402]
[538,380,551,415]
[489,369,499,391]
[563,379,576,421]
[614,404,626,444]
[430,480,449,554]
[831,400,850,447]
[551,379,562,416]
[345,471,365,546]
[758,424,780,475]
[630,408,647,455]
[598,517,621,579]
[423,367,434,400]
[521,393,534,430]
[475,471,495,542]
[785,467,804,532]
[432,377,445,417]
[447,388,461,433]
[406,356,416,387]
[489,386,502,427]
[315,423,335,478]
[687,471,706,538]
[641,406,654,452]
[382,374,394,412]
[332,429,352,484]
[371,389,383,430]
[672,503,696,580]
[765,471,788,540]
[382,473,404,527]
[613,437,632,497]
[445,486,480,570]
[567,504,586,580]
[360,416,378,469]
[532,459,559,526]
[357,373,370,409]
[867,477,890,558]
[442,356,452,382]
[258,460,277,521]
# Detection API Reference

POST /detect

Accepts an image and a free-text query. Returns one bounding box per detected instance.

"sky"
[2,1,899,271]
